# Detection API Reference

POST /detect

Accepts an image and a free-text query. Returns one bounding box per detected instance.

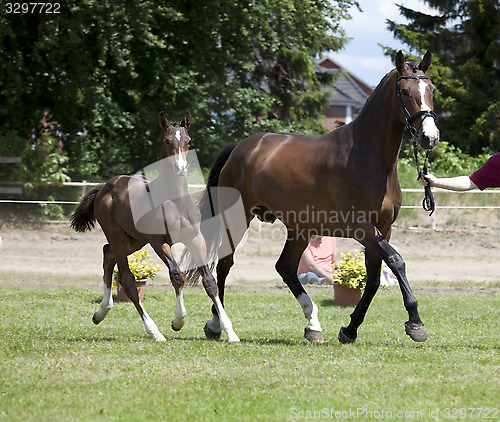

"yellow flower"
[332,250,367,289]
[112,249,161,288]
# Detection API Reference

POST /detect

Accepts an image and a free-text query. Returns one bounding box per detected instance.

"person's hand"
[419,173,437,187]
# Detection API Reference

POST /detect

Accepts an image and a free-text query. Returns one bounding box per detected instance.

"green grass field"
[0,287,498,421]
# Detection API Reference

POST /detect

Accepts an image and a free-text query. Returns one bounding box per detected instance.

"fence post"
[81,180,87,198]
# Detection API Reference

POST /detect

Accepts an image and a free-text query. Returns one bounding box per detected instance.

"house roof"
[319,58,373,108]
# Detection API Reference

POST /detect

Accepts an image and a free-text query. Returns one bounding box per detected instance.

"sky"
[326,0,437,87]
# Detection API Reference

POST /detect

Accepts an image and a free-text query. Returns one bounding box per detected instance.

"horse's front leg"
[338,247,382,344]
[372,234,426,341]
[340,230,427,343]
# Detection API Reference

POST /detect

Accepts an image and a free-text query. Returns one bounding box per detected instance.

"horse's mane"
[355,69,396,118]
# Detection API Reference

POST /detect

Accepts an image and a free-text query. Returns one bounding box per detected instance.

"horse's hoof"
[405,323,428,342]
[203,323,221,340]
[304,327,324,344]
[228,339,241,345]
[92,315,101,325]
[338,327,356,344]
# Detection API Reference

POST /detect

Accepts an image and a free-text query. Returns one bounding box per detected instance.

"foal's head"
[395,50,440,149]
[159,111,192,176]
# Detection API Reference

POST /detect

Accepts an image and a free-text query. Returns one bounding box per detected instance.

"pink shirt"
[469,153,500,190]
[297,236,336,275]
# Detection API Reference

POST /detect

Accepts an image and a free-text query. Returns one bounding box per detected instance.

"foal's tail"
[181,142,239,283]
[70,184,104,233]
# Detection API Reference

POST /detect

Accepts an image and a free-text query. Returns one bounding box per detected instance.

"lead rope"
[412,140,435,215]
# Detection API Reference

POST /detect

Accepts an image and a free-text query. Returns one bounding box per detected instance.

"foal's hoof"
[304,327,324,344]
[203,323,221,340]
[171,321,183,332]
[338,327,356,344]
[405,323,428,342]
[92,315,101,325]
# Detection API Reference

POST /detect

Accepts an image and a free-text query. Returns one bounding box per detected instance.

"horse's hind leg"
[92,244,116,325]
[275,237,324,344]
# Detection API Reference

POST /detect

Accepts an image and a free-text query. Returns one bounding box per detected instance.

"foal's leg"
[204,253,233,340]
[115,250,167,342]
[185,233,240,344]
[339,230,427,344]
[275,237,324,344]
[105,233,166,342]
[92,244,116,325]
[148,239,187,332]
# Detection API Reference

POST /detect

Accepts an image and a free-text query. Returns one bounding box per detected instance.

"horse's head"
[159,111,192,176]
[395,50,440,149]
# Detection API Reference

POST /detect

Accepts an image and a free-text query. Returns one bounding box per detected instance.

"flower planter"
[333,283,362,306]
[116,279,147,302]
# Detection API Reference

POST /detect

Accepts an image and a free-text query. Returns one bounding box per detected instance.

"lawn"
[0,287,498,421]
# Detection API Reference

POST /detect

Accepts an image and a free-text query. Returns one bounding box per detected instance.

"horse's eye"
[401,89,411,96]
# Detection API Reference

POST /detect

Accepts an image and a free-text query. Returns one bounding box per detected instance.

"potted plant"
[113,249,161,302]
[332,250,366,306]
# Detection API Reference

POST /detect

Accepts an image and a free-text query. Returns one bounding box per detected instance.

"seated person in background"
[297,235,336,285]
[421,152,500,191]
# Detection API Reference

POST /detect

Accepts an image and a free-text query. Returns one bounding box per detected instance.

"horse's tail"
[70,184,104,233]
[181,142,239,283]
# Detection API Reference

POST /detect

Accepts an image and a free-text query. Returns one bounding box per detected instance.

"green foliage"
[397,140,491,188]
[0,0,357,180]
[332,250,366,288]
[383,0,500,155]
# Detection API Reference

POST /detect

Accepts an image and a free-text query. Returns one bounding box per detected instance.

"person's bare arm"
[420,173,478,191]
[301,252,334,284]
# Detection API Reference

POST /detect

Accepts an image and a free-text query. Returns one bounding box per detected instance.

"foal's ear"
[181,111,191,129]
[418,50,432,72]
[396,50,408,74]
[159,111,169,130]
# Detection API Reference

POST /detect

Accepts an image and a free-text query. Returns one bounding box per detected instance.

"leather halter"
[396,74,437,137]
[396,73,437,216]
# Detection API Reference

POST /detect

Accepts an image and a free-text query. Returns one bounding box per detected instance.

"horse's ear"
[181,111,191,129]
[396,50,408,74]
[159,111,169,130]
[418,51,432,72]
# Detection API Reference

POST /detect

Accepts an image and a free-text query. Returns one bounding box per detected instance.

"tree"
[0,0,357,181]
[384,0,500,155]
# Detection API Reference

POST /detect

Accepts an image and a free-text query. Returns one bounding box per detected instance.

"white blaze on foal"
[418,80,439,142]
[174,130,188,174]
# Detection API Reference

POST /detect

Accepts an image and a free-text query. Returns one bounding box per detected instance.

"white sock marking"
[297,293,322,332]
[93,283,114,322]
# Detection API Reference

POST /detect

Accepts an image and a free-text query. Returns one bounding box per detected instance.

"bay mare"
[199,51,440,344]
[70,112,239,343]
